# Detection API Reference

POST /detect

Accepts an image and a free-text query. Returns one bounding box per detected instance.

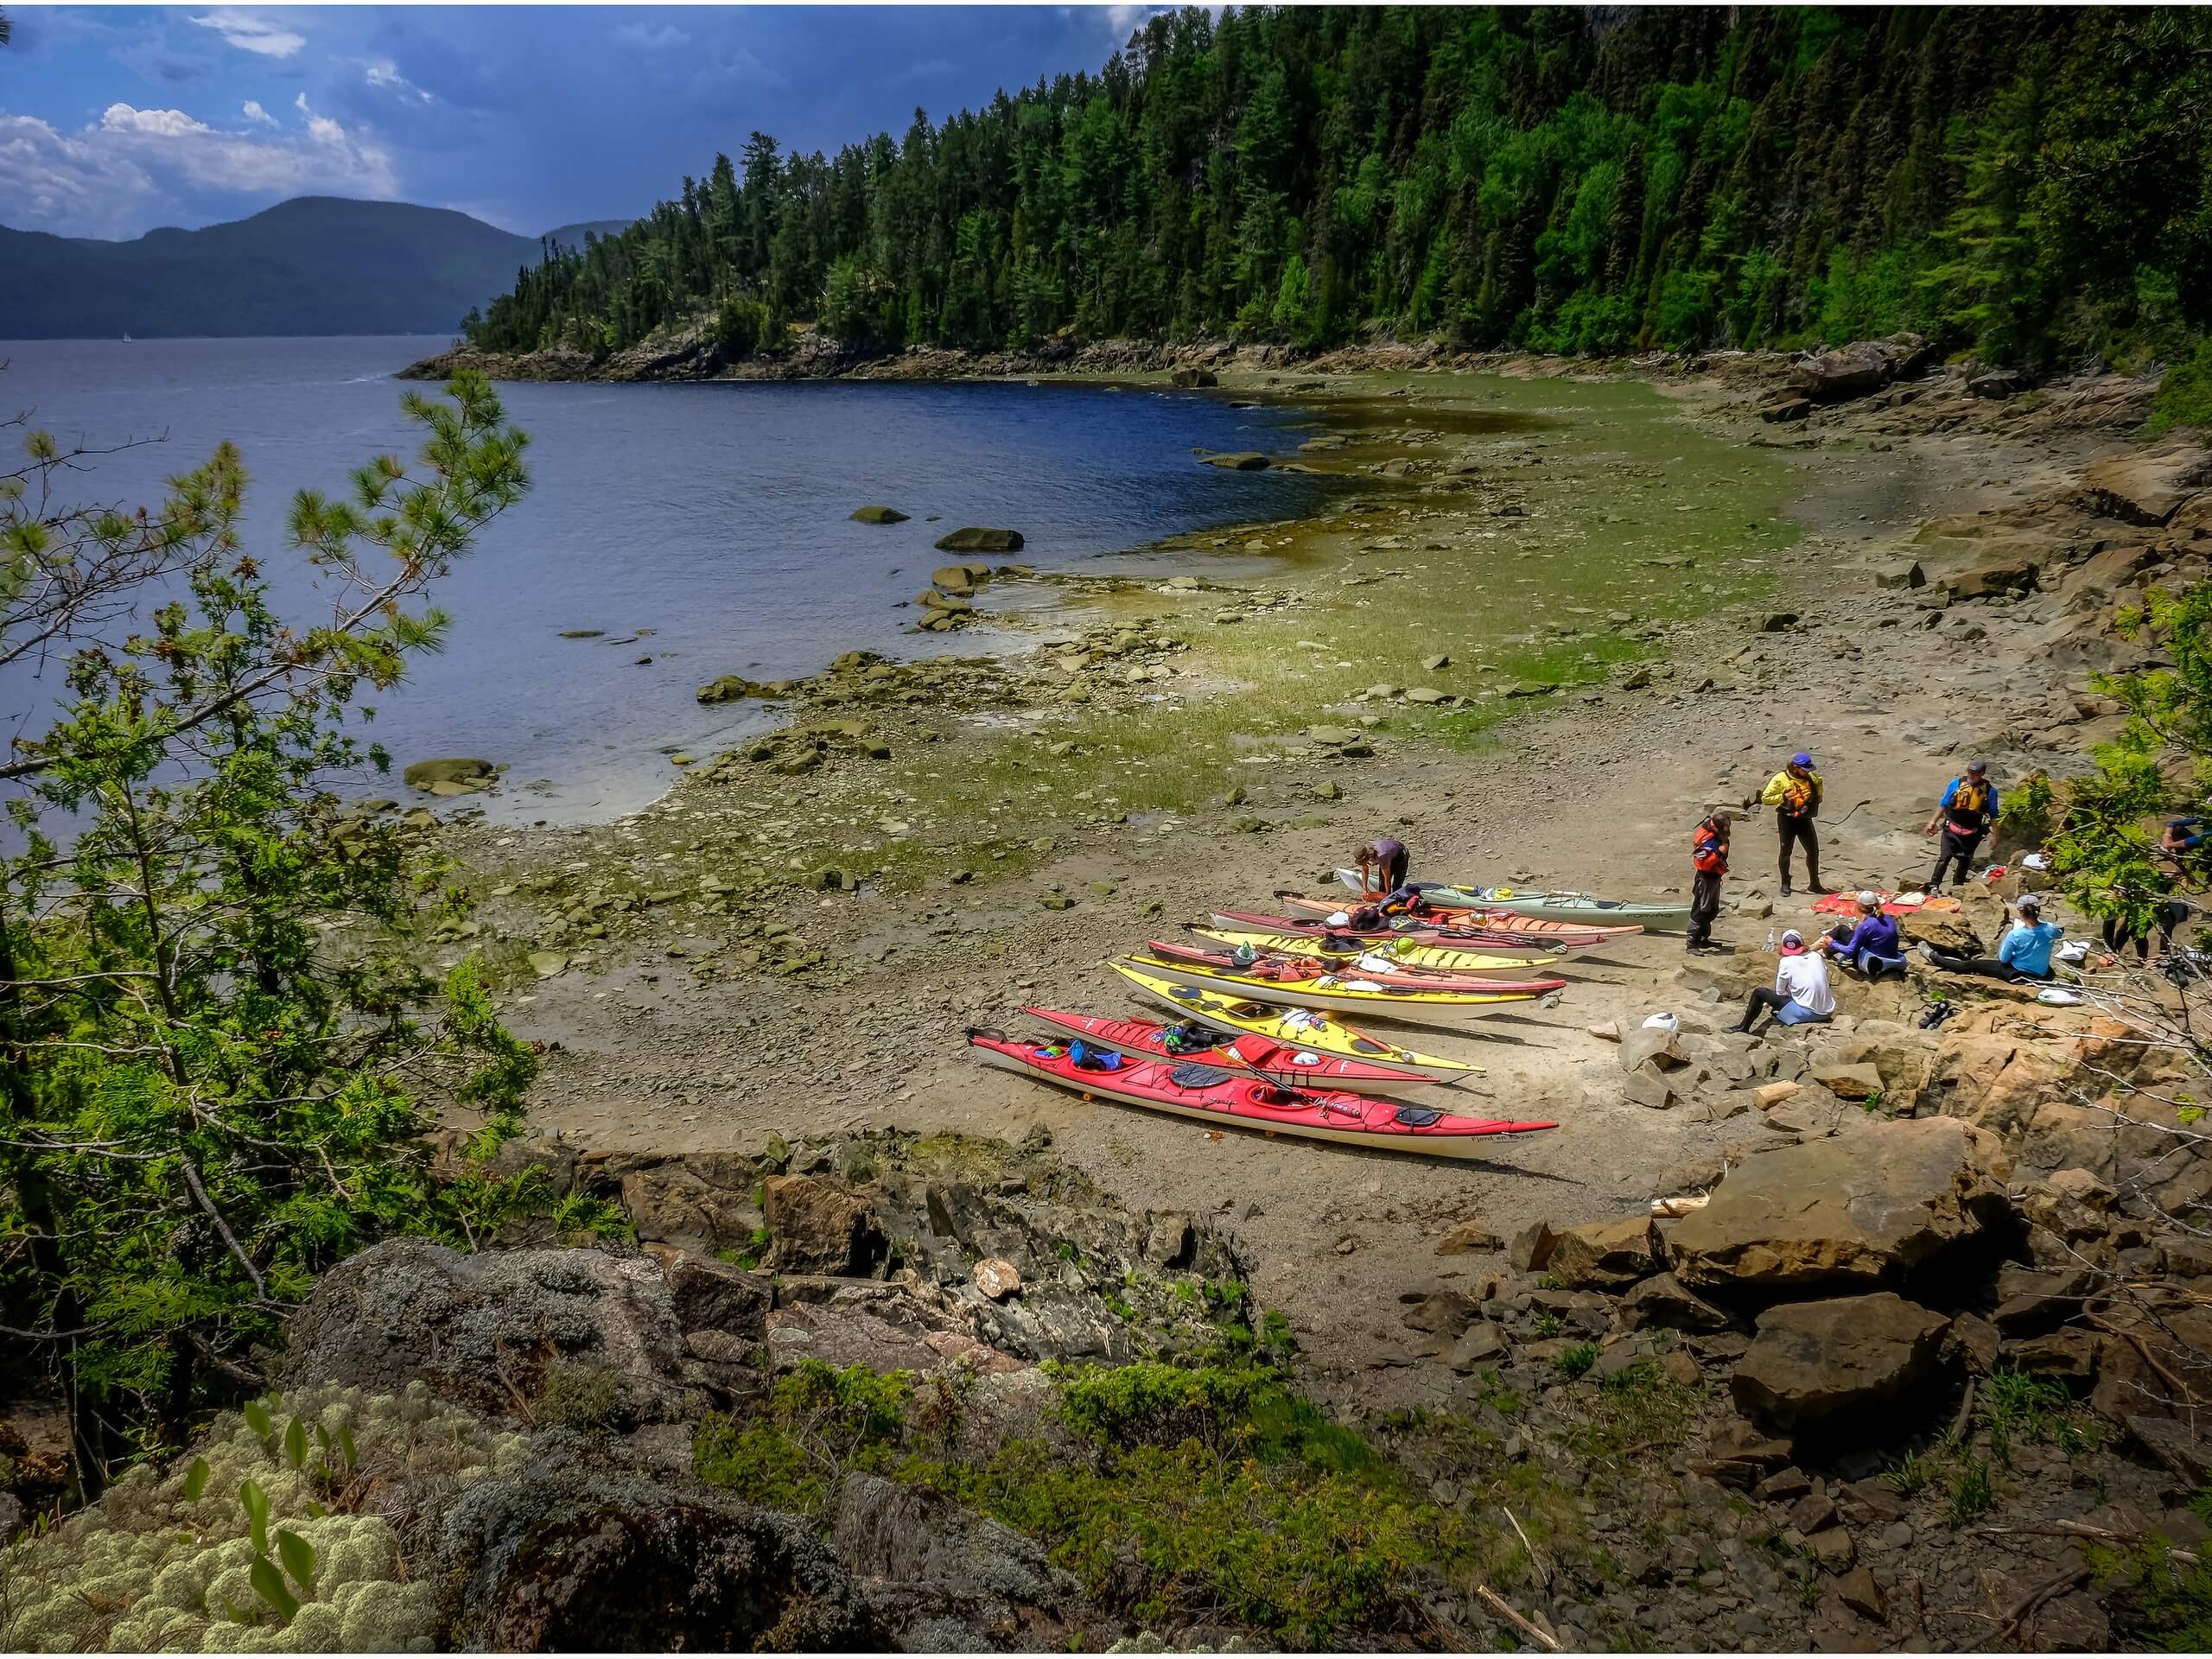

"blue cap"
[1791,752,1814,768]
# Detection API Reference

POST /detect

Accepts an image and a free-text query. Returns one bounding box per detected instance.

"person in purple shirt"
[1356,836,1409,896]
[1821,891,1906,976]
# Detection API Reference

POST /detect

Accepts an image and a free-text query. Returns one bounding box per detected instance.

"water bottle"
[1765,927,1777,953]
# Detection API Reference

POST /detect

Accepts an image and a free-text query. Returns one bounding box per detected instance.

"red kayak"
[1209,906,1575,959]
[1274,893,1636,944]
[969,1031,1555,1157]
[1020,1006,1439,1093]
[1142,938,1567,997]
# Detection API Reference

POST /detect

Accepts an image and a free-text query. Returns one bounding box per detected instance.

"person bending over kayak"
[1355,835,1409,898]
[1760,753,1829,898]
[1924,760,1999,895]
[1822,891,1905,976]
[1732,929,1834,1034]
[1687,810,1730,955]
[1917,893,2063,982]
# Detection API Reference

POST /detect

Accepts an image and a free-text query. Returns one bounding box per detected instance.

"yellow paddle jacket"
[1761,767,1824,816]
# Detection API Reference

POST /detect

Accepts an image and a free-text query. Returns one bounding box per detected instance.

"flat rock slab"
[2078,442,2210,526]
[1669,1116,2009,1294]
[1732,1291,1949,1430]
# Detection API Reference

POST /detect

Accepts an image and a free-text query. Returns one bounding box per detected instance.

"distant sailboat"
[122,331,133,343]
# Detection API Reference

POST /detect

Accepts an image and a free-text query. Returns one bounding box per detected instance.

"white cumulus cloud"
[242,99,274,125]
[189,9,306,60]
[0,96,397,238]
[0,112,156,238]
[101,104,216,140]
[363,60,435,104]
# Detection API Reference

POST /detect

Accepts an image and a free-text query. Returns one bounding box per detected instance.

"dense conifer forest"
[468,4,2209,369]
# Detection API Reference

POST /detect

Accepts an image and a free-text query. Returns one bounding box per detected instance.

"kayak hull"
[1192,925,1563,974]
[1121,955,1540,1019]
[970,1033,1553,1158]
[1142,939,1565,997]
[1019,1006,1436,1093]
[1110,964,1483,1081]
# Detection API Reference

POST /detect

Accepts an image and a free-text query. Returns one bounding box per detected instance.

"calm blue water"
[0,337,1329,820]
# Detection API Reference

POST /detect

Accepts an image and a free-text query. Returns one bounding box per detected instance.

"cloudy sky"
[0,4,1161,239]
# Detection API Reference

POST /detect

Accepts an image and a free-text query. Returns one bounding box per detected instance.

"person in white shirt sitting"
[1731,929,1836,1035]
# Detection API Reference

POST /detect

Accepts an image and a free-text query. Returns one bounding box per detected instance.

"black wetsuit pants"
[1930,828,1984,891]
[1777,811,1821,888]
[1688,868,1723,947]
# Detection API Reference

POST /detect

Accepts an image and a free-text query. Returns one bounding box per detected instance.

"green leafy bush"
[2147,340,2212,435]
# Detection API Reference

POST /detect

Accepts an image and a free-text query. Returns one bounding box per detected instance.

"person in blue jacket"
[1924,761,1999,894]
[1821,891,1906,976]
[1917,893,2064,982]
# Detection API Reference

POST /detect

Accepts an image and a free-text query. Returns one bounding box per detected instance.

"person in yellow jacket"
[1759,751,1831,898]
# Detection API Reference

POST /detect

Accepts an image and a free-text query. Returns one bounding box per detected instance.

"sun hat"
[1791,752,1814,768]
[1857,889,1881,908]
[1779,929,1807,955]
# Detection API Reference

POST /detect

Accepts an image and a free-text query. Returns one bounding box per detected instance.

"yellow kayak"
[1118,952,1541,1021]
[1191,926,1560,974]
[1110,963,1484,1081]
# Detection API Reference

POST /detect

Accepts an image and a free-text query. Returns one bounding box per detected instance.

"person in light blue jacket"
[1917,893,2065,982]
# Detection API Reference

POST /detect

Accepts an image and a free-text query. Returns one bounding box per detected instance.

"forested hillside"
[465,4,2212,370]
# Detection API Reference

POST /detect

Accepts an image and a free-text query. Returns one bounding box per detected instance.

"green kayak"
[1333,868,1691,935]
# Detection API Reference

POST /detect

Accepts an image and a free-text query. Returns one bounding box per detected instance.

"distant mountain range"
[0,197,637,340]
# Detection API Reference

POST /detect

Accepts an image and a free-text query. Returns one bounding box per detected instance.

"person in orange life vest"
[1687,810,1731,954]
[1758,752,1829,898]
[1923,760,1999,894]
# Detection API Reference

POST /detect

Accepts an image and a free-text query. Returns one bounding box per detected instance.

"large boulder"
[1668,1117,2012,1294]
[434,1440,879,1650]
[763,1174,887,1276]
[614,1156,764,1255]
[933,527,1024,554]
[832,1473,1085,1649]
[664,1253,773,1338]
[1617,1272,1737,1334]
[282,1241,695,1424]
[2076,442,2211,526]
[1732,1292,1950,1430]
[1548,1216,1663,1291]
[1788,334,1931,403]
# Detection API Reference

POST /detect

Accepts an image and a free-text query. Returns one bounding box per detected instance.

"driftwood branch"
[1476,1586,1560,1651]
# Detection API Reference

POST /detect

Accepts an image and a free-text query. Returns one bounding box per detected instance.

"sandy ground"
[475,363,2124,1405]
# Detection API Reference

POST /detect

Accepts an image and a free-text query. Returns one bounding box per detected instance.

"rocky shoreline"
[10,341,2212,1652]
